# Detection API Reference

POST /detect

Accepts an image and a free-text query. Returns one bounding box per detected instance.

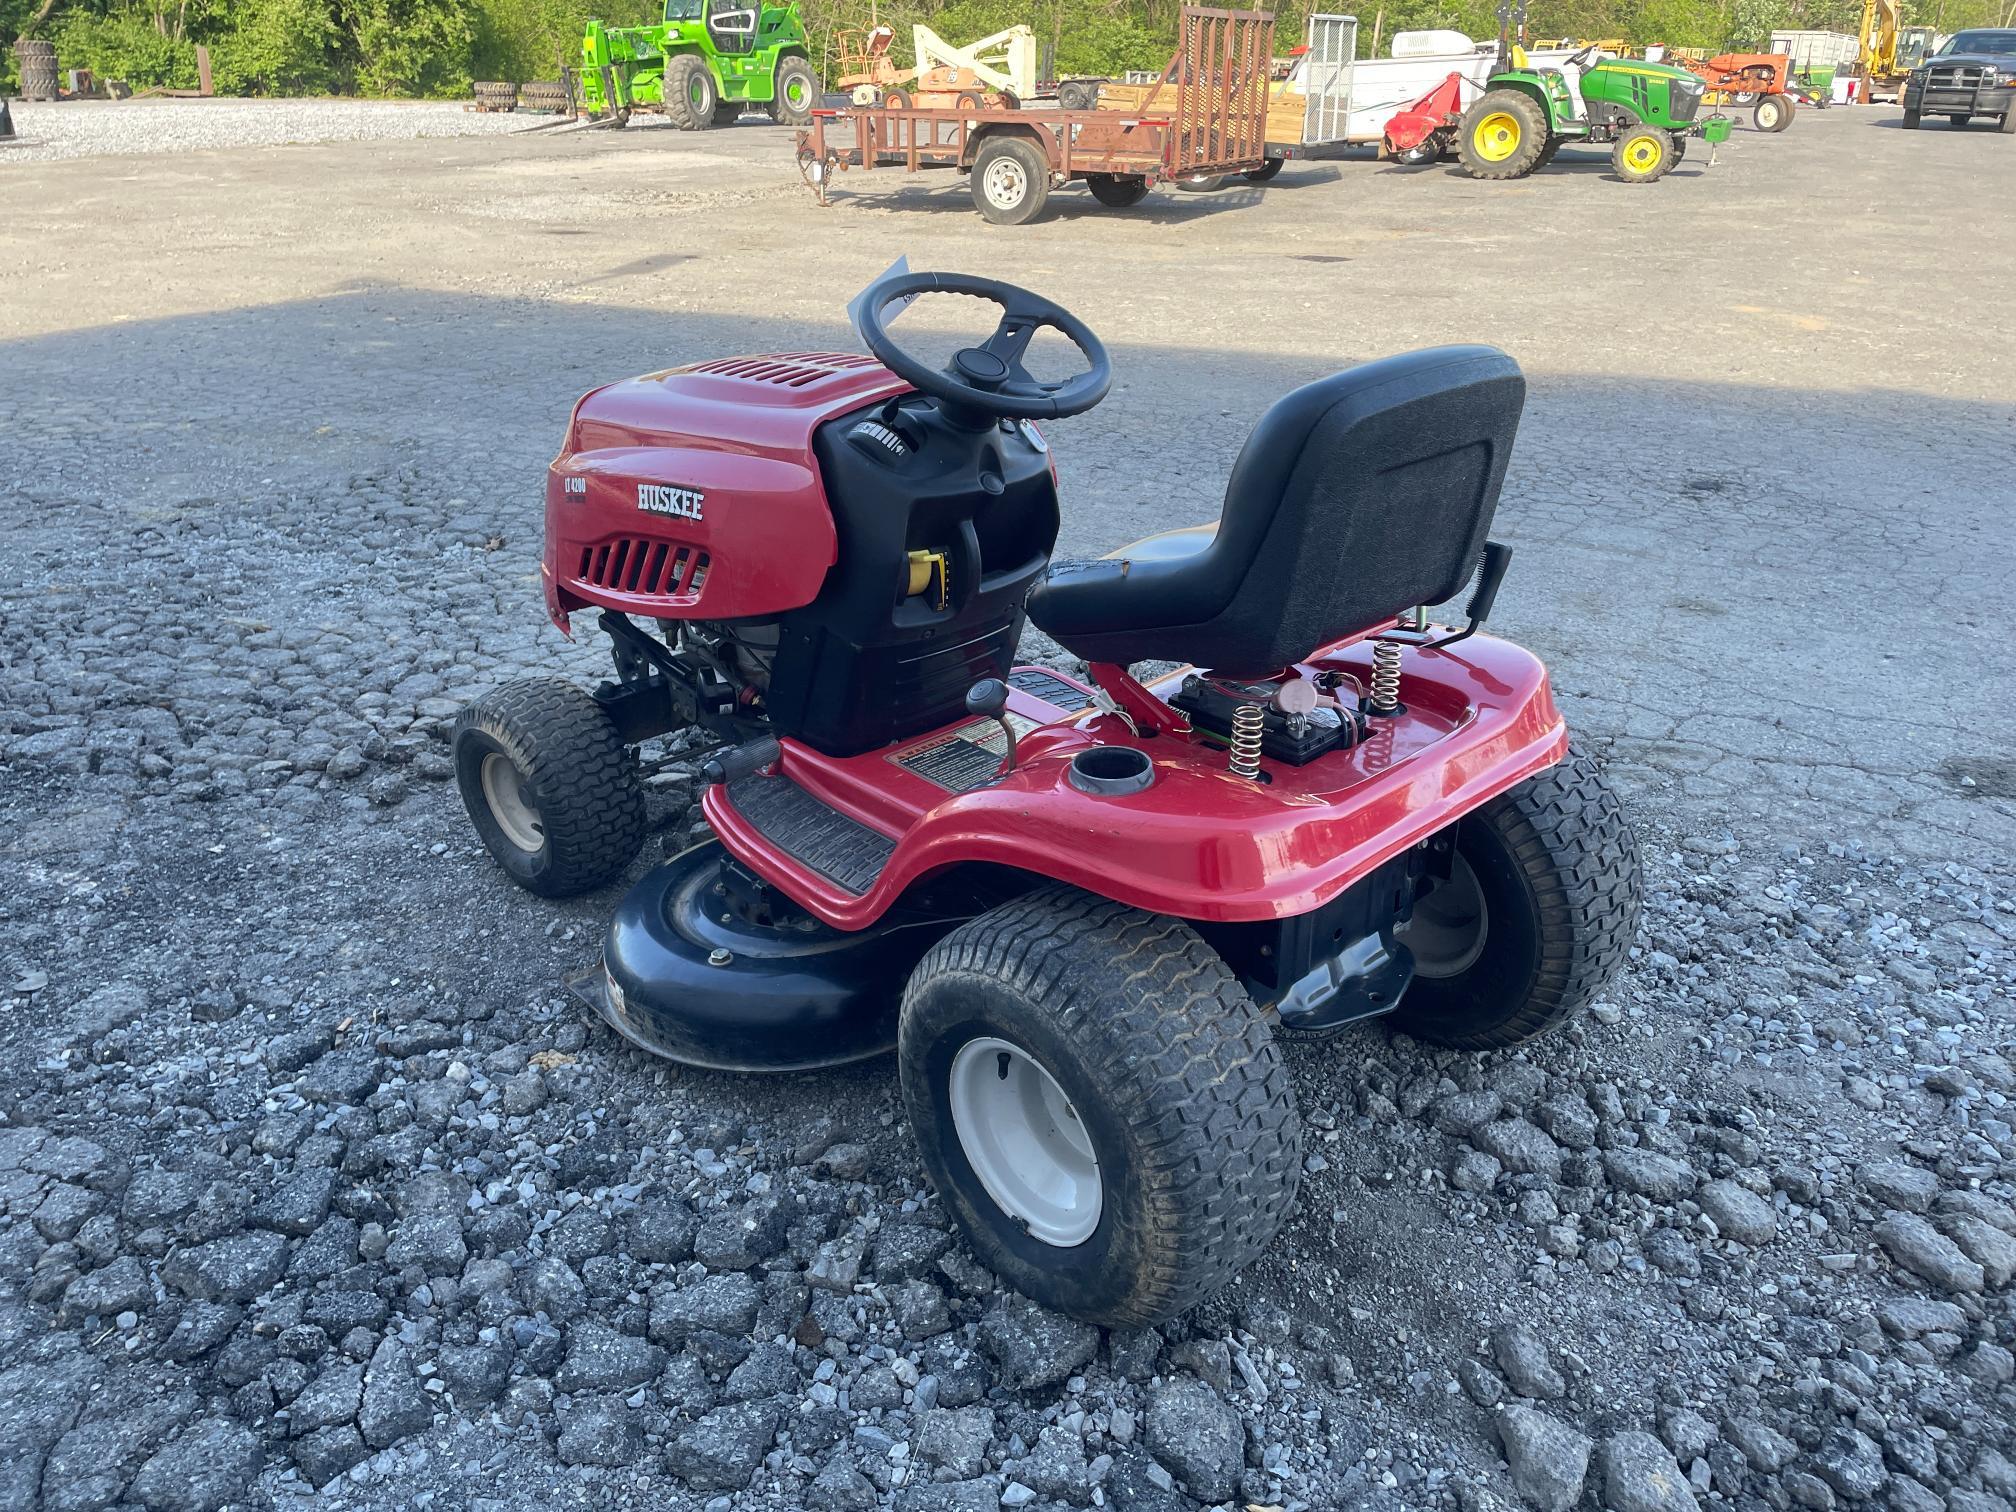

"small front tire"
[1389,745,1641,1049]
[453,679,646,898]
[1612,123,1676,183]
[899,889,1302,1327]
[1753,93,1794,131]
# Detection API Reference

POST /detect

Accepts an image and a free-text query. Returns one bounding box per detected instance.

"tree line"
[6,0,2006,99]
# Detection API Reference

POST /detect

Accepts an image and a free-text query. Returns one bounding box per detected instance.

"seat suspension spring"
[1229,702,1265,779]
[1368,640,1403,716]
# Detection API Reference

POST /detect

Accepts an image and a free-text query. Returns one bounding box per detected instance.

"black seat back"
[1207,344,1524,672]
[1029,346,1525,677]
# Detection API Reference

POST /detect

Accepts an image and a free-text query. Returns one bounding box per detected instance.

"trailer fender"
[960,119,1049,170]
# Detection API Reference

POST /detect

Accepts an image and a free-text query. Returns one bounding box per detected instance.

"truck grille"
[576,539,710,602]
[1927,64,1986,88]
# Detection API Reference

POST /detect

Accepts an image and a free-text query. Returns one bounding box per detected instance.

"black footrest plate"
[726,773,894,895]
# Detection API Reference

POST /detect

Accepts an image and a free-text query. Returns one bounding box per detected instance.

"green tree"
[341,0,475,95]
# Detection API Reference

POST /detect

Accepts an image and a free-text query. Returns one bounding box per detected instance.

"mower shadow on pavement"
[824,163,1341,221]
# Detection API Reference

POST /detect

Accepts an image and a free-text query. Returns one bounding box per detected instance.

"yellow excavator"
[1857,0,1938,102]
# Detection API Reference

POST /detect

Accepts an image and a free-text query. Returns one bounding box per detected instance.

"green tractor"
[1458,34,1733,183]
[578,0,818,129]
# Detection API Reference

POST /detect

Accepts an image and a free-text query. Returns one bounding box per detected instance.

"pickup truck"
[1903,28,2016,131]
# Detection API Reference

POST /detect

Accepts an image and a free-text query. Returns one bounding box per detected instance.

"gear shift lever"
[965,678,1018,776]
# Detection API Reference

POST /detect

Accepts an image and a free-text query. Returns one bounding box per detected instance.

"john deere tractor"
[578,0,817,129]
[1458,39,1733,183]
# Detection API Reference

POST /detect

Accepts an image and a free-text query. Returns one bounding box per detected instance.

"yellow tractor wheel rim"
[1473,112,1522,162]
[1624,137,1662,172]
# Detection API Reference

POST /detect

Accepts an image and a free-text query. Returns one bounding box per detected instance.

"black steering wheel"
[855,271,1112,422]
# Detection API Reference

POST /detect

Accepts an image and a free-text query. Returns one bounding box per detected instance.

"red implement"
[1383,71,1464,155]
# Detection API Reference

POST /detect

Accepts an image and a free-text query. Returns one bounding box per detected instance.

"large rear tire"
[767,56,816,125]
[899,888,1302,1327]
[452,679,647,898]
[969,136,1051,224]
[664,54,717,130]
[1459,88,1548,178]
[1388,746,1640,1050]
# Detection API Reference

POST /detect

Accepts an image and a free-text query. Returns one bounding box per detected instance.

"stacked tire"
[520,79,568,114]
[472,80,518,112]
[15,40,59,102]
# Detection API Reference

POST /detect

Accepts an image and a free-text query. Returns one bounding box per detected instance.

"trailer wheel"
[452,679,647,899]
[768,56,816,124]
[1753,93,1794,131]
[1086,173,1150,207]
[1057,79,1098,110]
[1902,107,1922,127]
[1612,124,1676,183]
[1459,88,1549,179]
[1174,173,1227,191]
[1243,156,1284,182]
[899,888,1302,1327]
[1389,745,1640,1050]
[970,136,1051,224]
[665,55,718,130]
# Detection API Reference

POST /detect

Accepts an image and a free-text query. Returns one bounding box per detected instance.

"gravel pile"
[0,97,531,164]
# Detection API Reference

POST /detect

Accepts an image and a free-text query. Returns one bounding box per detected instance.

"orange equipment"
[1672,52,1799,131]
[833,24,1014,110]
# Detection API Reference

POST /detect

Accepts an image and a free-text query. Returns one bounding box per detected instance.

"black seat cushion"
[1026,346,1525,676]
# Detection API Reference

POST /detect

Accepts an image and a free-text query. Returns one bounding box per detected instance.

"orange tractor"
[1670,52,1801,131]
[832,23,1029,109]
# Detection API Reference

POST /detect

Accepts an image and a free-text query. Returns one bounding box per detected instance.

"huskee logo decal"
[637,483,706,521]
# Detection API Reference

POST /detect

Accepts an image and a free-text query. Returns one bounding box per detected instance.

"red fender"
[1383,71,1465,155]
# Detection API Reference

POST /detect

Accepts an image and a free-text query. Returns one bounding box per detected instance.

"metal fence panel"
[1301,14,1356,144]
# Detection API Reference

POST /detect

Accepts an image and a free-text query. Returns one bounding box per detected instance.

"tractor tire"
[1459,88,1548,179]
[955,90,985,110]
[1612,123,1676,183]
[1388,745,1640,1050]
[452,678,647,899]
[20,64,59,100]
[767,56,816,125]
[1903,107,1922,127]
[898,887,1303,1328]
[711,99,742,126]
[883,88,913,110]
[970,135,1051,224]
[1056,79,1098,110]
[1753,93,1793,131]
[473,80,517,112]
[1243,156,1284,182]
[520,80,568,113]
[1533,136,1562,168]
[1085,173,1150,206]
[664,54,718,130]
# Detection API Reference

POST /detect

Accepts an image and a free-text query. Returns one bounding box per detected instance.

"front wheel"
[452,679,647,898]
[1753,93,1793,131]
[768,56,816,125]
[899,889,1303,1327]
[664,55,718,130]
[1902,107,1922,128]
[1388,745,1640,1049]
[1612,123,1676,183]
[969,136,1051,224]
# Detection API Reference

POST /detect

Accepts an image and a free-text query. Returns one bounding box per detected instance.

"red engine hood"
[545,352,912,628]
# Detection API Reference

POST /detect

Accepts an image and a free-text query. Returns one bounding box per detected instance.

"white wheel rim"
[481,752,545,853]
[948,1036,1101,1246]
[1399,852,1489,978]
[983,157,1027,207]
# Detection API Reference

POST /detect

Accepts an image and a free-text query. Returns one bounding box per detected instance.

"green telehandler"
[578,0,818,129]
[1452,5,1733,183]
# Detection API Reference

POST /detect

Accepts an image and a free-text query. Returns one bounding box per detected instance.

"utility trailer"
[795,6,1277,223]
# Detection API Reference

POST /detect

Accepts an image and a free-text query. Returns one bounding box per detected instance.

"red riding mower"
[453,272,1641,1327]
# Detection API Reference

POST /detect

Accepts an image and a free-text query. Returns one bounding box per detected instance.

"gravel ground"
[1,105,2013,1512]
[0,96,531,163]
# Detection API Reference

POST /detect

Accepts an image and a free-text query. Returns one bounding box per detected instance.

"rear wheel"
[768,56,816,124]
[1174,172,1227,192]
[664,55,717,130]
[1389,746,1640,1049]
[1244,156,1284,182]
[1753,93,1793,131]
[1085,173,1150,206]
[899,888,1302,1327]
[1612,124,1676,183]
[1459,88,1548,179]
[453,679,647,898]
[969,136,1051,224]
